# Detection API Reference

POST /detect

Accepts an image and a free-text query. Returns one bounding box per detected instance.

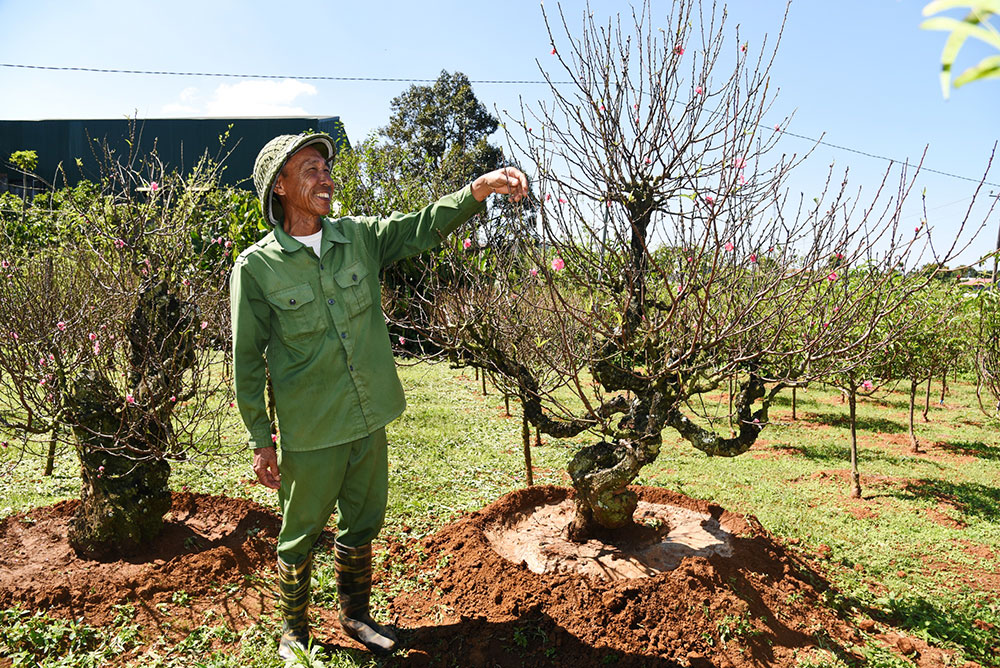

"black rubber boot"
[335,541,397,654]
[277,553,312,661]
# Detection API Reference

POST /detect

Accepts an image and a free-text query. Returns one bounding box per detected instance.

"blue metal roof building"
[0,116,350,194]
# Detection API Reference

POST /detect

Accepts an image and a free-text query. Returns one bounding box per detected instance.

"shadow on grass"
[876,592,998,667]
[777,441,942,470]
[804,412,907,434]
[769,393,818,409]
[935,440,1000,461]
[893,478,1000,522]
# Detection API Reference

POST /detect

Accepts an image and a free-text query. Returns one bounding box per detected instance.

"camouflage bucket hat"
[253,133,336,226]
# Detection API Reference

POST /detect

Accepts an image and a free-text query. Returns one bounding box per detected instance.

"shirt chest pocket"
[266,283,324,339]
[334,262,373,318]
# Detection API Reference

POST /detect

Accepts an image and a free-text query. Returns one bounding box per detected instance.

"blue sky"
[1,0,998,264]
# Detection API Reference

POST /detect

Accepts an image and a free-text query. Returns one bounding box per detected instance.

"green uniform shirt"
[230,185,485,451]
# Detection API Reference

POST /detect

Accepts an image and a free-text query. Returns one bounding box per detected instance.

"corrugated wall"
[0,117,350,191]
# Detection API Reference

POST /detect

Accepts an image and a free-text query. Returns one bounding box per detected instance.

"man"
[230,132,527,659]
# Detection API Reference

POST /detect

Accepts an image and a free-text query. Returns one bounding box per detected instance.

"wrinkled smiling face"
[273,146,333,221]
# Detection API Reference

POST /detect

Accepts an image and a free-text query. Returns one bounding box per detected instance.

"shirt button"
[341,332,347,338]
[352,273,357,281]
[328,298,335,305]
[320,264,324,270]
[349,364,354,371]
[289,298,296,305]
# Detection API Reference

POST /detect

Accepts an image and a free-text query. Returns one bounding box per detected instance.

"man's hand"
[471,167,529,203]
[252,446,281,489]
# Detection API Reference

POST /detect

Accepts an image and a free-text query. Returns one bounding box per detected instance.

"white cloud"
[161,102,200,115]
[160,79,317,117]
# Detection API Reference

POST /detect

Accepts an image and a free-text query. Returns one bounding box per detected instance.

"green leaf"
[920,9,1000,96]
[920,16,1000,50]
[954,54,1000,86]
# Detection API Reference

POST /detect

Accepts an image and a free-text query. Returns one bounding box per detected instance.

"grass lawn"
[1,362,998,667]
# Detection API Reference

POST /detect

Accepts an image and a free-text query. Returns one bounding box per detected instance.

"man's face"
[273,146,333,221]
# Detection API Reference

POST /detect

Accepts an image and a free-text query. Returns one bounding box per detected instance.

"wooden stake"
[43,427,57,476]
[522,413,534,486]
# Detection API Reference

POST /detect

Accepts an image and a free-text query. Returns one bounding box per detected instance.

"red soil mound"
[385,485,860,667]
[0,492,279,629]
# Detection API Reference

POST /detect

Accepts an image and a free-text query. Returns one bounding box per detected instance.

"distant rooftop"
[0,117,350,191]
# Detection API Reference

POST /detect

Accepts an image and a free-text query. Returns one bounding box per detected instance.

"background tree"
[382,70,504,195]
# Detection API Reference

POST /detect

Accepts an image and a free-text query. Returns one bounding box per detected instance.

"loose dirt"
[0,486,970,668]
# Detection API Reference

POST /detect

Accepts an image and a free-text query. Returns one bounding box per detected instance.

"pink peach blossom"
[272,434,278,443]
[463,238,472,250]
[861,380,874,391]
[551,257,565,272]
[200,321,208,329]
[126,394,135,404]
[170,395,177,402]
[88,332,97,341]
[750,253,757,263]
[114,238,125,249]
[695,86,703,95]
[704,195,714,205]
[530,268,539,277]
[674,45,684,55]
[724,242,734,252]
[827,272,838,281]
[57,321,66,331]
[398,336,405,345]
[150,182,159,193]
[733,157,746,170]
[551,47,557,55]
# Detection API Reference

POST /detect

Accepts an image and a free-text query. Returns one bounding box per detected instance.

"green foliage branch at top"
[921,0,1000,96]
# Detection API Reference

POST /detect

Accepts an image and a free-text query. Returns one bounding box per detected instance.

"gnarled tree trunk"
[66,370,172,558]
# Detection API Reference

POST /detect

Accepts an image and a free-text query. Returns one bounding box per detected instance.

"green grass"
[2,365,999,666]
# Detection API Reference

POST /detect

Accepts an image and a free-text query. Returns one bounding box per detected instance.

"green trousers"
[276,428,388,564]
